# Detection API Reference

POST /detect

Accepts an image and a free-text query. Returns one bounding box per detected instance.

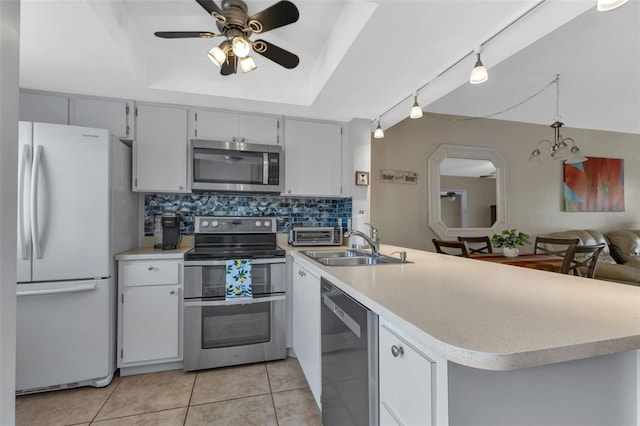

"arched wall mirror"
[428,144,509,238]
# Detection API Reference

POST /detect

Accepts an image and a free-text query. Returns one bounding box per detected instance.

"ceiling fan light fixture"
[373,120,384,139]
[231,36,251,58]
[469,53,488,84]
[240,56,257,73]
[410,96,423,119]
[597,0,628,11]
[207,45,227,67]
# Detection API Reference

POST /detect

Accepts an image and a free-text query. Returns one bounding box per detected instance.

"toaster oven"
[289,226,343,246]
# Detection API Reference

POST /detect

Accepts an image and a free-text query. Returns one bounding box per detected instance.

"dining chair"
[533,237,580,257]
[457,236,493,254]
[561,243,606,278]
[432,239,470,257]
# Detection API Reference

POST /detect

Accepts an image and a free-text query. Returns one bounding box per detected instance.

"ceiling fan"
[155,0,300,75]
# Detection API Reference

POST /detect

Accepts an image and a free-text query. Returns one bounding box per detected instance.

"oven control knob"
[211,221,219,227]
[201,221,209,227]
[264,220,271,227]
[255,221,262,227]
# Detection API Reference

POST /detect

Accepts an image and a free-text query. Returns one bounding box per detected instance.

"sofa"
[547,230,640,286]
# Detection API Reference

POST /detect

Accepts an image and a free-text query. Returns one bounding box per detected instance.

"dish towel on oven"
[226,259,252,299]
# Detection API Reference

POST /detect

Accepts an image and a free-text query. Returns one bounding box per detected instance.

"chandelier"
[528,75,587,164]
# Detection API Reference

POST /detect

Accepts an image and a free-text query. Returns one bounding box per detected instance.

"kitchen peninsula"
[289,243,640,426]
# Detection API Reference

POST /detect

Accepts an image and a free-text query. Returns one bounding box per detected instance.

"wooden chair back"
[457,236,493,254]
[561,243,605,278]
[534,237,580,257]
[433,239,470,257]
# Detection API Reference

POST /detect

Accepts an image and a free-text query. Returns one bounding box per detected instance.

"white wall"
[371,114,640,252]
[0,0,20,422]
[347,117,371,225]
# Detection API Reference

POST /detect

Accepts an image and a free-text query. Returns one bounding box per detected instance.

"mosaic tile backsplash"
[144,193,352,235]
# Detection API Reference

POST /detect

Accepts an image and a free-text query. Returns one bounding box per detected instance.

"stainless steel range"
[183,216,287,372]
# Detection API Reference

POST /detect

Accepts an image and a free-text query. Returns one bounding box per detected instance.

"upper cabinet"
[71,97,135,140]
[134,103,189,193]
[19,91,69,125]
[284,118,342,197]
[191,109,280,146]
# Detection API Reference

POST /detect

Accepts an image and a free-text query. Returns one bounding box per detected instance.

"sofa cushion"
[606,230,640,257]
[549,230,616,264]
[609,244,628,264]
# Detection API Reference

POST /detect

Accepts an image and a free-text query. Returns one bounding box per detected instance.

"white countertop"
[288,243,640,371]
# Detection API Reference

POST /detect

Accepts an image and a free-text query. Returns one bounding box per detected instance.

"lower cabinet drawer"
[122,260,180,287]
[379,324,434,426]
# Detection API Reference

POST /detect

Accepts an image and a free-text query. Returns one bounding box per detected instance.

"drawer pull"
[391,345,404,357]
[147,266,154,271]
[298,270,306,277]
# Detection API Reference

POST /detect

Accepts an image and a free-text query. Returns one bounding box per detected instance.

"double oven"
[183,216,287,371]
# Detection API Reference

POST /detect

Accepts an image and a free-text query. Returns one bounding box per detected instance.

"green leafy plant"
[491,229,530,249]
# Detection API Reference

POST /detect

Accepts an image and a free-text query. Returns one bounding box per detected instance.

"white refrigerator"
[16,122,137,394]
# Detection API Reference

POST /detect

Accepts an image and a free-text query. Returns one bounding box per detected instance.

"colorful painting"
[563,157,624,212]
[225,259,252,299]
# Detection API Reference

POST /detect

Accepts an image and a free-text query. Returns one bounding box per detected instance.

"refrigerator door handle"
[18,144,32,260]
[17,282,97,297]
[30,145,43,259]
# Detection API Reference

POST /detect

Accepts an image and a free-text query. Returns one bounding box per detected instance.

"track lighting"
[597,0,628,11]
[373,119,384,139]
[469,51,488,84]
[410,96,423,119]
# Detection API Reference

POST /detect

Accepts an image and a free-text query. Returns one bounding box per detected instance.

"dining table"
[470,253,565,272]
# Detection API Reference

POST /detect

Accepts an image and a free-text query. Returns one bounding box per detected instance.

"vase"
[503,247,519,257]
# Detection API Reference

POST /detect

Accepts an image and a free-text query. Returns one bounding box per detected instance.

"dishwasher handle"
[323,294,361,338]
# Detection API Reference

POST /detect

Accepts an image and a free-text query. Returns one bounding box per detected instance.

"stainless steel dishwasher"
[321,277,379,426]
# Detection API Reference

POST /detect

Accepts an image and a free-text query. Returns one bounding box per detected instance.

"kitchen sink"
[301,250,409,266]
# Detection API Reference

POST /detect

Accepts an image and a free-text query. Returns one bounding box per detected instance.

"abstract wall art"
[563,157,624,212]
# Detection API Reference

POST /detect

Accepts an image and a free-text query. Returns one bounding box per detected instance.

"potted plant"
[491,229,530,257]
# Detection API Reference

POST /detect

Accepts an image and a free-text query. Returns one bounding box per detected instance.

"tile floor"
[15,357,322,426]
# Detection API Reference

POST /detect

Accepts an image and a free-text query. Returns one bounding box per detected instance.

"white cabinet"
[118,259,183,370]
[192,109,280,145]
[379,323,435,426]
[19,91,69,124]
[292,259,322,407]
[284,118,342,196]
[134,103,189,193]
[71,96,134,140]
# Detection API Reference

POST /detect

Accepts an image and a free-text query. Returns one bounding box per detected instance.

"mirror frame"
[428,144,509,238]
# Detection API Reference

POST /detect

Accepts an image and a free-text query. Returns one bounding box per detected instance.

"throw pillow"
[609,244,628,264]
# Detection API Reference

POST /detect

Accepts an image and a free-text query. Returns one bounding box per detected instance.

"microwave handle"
[263,153,269,185]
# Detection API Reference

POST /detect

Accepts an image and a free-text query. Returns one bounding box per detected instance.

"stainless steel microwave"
[191,139,283,193]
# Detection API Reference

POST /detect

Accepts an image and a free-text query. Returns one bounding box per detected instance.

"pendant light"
[597,0,628,11]
[469,50,488,85]
[528,75,587,164]
[373,119,384,139]
[240,56,257,73]
[410,96,423,119]
[208,41,229,67]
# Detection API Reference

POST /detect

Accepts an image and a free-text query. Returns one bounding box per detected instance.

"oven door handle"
[185,258,286,266]
[184,294,286,307]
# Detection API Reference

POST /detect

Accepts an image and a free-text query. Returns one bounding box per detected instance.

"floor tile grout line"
[90,376,124,424]
[184,371,198,426]
[89,406,189,425]
[264,362,281,426]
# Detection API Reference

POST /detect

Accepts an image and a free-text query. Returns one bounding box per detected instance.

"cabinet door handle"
[232,137,237,142]
[170,290,176,295]
[178,185,184,190]
[240,137,245,142]
[147,266,154,271]
[298,270,306,277]
[391,345,404,357]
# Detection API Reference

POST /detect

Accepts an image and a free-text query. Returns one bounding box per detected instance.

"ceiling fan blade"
[252,39,299,69]
[195,0,226,22]
[220,55,238,76]
[248,1,299,34]
[154,31,218,39]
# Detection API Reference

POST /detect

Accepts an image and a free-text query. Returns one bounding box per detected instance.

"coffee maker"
[159,213,180,250]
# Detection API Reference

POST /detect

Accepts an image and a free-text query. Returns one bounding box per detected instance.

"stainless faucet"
[345,223,379,256]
